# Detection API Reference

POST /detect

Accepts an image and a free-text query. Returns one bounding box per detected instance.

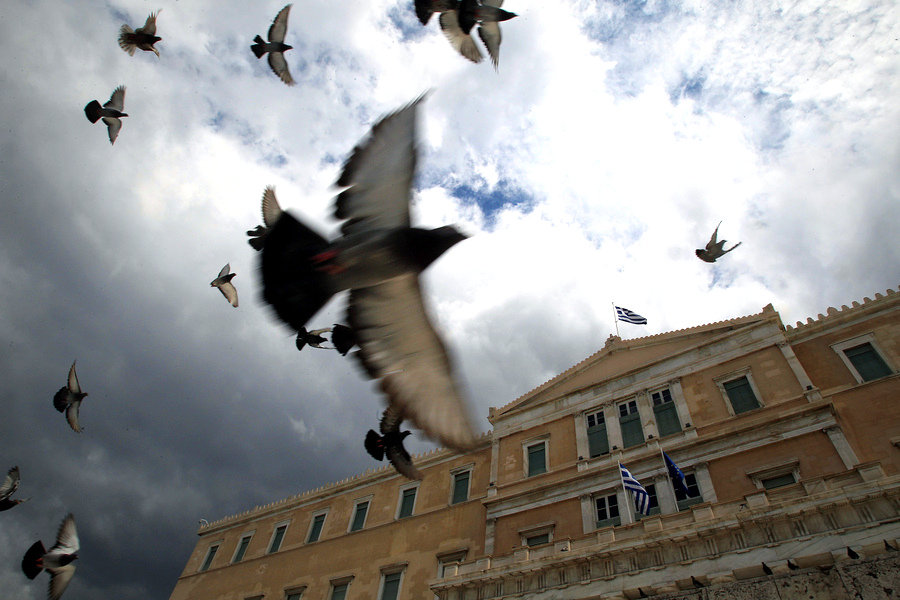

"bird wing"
[349,276,477,451]
[483,0,504,6]
[706,221,721,250]
[267,52,296,86]
[104,86,126,111]
[386,444,423,480]
[66,403,83,433]
[439,11,484,64]
[118,25,137,55]
[414,0,434,25]
[477,22,502,69]
[333,97,421,237]
[217,263,231,278]
[379,405,404,435]
[67,362,81,395]
[268,4,292,43]
[138,10,160,35]
[0,466,19,500]
[47,565,76,600]
[308,327,332,336]
[262,186,283,227]
[219,282,239,307]
[52,514,79,554]
[103,117,122,145]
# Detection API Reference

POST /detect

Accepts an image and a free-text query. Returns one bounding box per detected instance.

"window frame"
[675,472,704,511]
[523,436,549,478]
[267,520,290,554]
[518,522,555,547]
[746,458,801,490]
[714,368,764,416]
[617,399,644,448]
[285,587,306,600]
[329,577,354,600]
[396,483,419,520]
[832,334,894,384]
[378,565,407,600]
[199,541,221,572]
[594,492,621,529]
[231,531,254,563]
[651,386,682,437]
[348,496,373,532]
[449,465,473,505]
[585,408,610,458]
[306,509,328,543]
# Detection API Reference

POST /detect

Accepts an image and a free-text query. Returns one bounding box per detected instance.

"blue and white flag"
[664,452,690,499]
[615,306,648,325]
[619,462,651,515]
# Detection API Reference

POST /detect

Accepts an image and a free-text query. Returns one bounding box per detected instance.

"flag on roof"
[664,452,690,499]
[619,462,651,515]
[615,306,648,325]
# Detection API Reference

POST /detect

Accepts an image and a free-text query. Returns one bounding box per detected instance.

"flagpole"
[612,303,619,337]
[617,461,634,524]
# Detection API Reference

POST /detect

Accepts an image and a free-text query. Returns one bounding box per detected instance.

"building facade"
[169,287,900,600]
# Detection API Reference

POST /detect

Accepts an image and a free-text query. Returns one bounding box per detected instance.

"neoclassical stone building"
[169,287,900,600]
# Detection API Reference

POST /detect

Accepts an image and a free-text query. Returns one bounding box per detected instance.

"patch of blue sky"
[583,0,677,46]
[448,181,535,227]
[752,88,793,151]
[668,71,707,104]
[106,3,131,26]
[387,3,430,42]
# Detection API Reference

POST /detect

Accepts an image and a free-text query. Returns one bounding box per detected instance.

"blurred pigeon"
[331,324,357,356]
[696,221,742,263]
[847,546,860,560]
[365,407,422,480]
[118,10,162,57]
[691,576,705,588]
[415,0,458,25]
[22,513,79,600]
[762,562,773,575]
[296,327,332,351]
[638,588,649,599]
[439,1,483,63]
[247,186,284,251]
[251,5,295,86]
[53,361,87,433]
[210,264,239,307]
[84,86,128,145]
[0,466,29,512]
[787,559,799,570]
[260,96,477,451]
[885,540,898,552]
[461,0,517,69]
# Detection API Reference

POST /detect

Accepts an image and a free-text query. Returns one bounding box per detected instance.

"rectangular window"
[307,513,326,543]
[398,487,417,519]
[380,572,402,600]
[675,472,704,511]
[651,388,682,437]
[268,524,288,553]
[232,534,252,563]
[527,442,547,477]
[526,533,550,546]
[586,411,609,457]
[350,501,369,532]
[199,543,219,572]
[286,593,303,600]
[644,484,660,515]
[618,400,644,448]
[452,471,470,504]
[723,376,761,414]
[844,343,892,382]
[330,583,349,600]
[595,494,621,528]
[761,473,796,490]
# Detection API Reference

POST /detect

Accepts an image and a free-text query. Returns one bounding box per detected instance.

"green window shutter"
[350,502,368,532]
[527,443,547,477]
[452,471,470,504]
[398,488,416,518]
[307,514,325,542]
[586,412,609,457]
[724,377,761,414]
[845,343,892,381]
[381,572,402,600]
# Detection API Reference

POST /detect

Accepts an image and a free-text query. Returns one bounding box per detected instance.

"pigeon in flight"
[53,362,87,433]
[0,466,29,512]
[415,0,458,25]
[84,86,128,145]
[696,221,742,263]
[247,186,284,251]
[210,264,239,307]
[251,5,296,86]
[295,327,332,351]
[439,2,483,64]
[22,513,79,600]
[365,407,422,480]
[260,96,478,451]
[118,10,162,57]
[331,324,357,356]
[461,0,517,69]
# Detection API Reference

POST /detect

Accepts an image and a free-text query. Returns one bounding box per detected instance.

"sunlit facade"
[169,287,900,600]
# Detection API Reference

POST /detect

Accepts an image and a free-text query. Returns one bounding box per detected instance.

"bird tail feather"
[251,35,267,58]
[21,541,45,580]
[331,325,357,356]
[261,213,333,331]
[84,100,102,123]
[364,430,385,461]
[53,387,69,412]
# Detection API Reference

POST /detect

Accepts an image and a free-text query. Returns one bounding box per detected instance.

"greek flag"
[664,452,690,499]
[619,463,651,515]
[615,306,648,325]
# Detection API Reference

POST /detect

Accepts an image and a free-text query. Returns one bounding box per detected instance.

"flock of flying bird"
[16,2,748,598]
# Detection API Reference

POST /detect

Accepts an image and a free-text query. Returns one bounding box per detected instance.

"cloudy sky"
[0,0,897,597]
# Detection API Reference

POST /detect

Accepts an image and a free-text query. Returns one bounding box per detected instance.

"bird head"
[496,8,517,21]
